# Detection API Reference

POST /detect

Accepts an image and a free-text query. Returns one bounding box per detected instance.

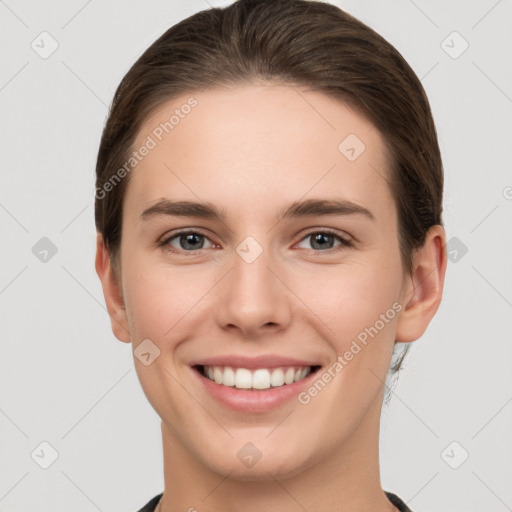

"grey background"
[1,1,511,511]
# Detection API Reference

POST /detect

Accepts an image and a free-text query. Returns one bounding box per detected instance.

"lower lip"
[191,366,320,413]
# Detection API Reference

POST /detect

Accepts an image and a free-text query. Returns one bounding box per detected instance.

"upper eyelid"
[295,229,353,248]
[160,228,213,244]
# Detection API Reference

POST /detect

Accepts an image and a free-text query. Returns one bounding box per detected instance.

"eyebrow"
[140,198,375,223]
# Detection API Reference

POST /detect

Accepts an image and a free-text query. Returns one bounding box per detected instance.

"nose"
[214,242,293,338]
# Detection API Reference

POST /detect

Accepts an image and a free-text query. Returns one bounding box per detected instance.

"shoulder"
[134,492,163,512]
[385,491,414,512]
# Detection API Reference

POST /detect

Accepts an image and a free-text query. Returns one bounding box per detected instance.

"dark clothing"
[136,493,161,512]
[136,491,413,511]
[386,492,413,511]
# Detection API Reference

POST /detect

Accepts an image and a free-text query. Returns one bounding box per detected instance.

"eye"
[160,230,215,253]
[296,229,353,252]
[159,228,353,255]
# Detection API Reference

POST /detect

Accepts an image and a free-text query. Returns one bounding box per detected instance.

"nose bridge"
[214,234,291,334]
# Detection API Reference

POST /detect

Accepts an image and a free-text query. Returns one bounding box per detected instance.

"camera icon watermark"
[338,133,366,162]
[31,441,59,469]
[446,236,468,263]
[133,338,161,366]
[441,31,469,60]
[31,31,59,59]
[236,236,263,264]
[441,441,469,469]
[32,237,58,263]
[237,442,262,468]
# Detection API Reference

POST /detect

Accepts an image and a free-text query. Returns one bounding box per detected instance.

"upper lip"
[189,355,321,370]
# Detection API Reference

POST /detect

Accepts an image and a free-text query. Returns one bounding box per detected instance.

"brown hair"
[94,0,444,379]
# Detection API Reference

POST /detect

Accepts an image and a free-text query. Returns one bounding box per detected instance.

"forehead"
[127,83,394,222]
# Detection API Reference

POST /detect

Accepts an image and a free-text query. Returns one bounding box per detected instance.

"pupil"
[312,233,333,250]
[182,233,203,250]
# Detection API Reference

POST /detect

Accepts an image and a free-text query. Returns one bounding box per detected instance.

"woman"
[94,1,447,510]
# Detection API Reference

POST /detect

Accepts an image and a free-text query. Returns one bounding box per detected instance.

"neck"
[158,391,395,512]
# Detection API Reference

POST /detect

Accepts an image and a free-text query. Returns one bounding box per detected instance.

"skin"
[96,83,447,512]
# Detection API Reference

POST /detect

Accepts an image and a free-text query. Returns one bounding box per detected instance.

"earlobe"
[395,225,447,343]
[95,233,131,343]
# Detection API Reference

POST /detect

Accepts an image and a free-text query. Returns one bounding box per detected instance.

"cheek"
[302,264,403,387]
[305,257,402,338]
[125,274,191,339]
[121,250,214,342]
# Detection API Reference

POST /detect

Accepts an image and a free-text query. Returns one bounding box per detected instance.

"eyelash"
[158,228,353,255]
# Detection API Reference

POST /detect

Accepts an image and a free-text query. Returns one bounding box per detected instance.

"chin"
[203,447,315,482]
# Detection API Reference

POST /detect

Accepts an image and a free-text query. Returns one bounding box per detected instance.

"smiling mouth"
[193,364,322,391]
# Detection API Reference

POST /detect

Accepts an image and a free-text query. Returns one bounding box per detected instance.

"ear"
[95,232,131,343]
[395,224,447,343]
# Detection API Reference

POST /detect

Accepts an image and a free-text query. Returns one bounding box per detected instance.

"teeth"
[202,365,313,390]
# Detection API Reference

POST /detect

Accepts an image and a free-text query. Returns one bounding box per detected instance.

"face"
[106,83,418,479]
